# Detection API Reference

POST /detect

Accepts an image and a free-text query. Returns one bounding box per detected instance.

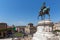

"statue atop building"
[32,2,60,40]
[38,2,50,20]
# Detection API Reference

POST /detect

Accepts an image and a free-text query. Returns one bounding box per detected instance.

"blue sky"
[0,0,60,26]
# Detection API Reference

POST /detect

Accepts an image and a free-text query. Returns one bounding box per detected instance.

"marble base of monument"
[32,20,60,40]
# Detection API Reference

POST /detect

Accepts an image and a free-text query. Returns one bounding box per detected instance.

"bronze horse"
[38,3,50,20]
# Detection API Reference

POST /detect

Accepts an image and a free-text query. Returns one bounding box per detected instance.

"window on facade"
[0,32,1,36]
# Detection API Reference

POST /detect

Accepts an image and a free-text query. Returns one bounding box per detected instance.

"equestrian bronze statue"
[38,2,50,20]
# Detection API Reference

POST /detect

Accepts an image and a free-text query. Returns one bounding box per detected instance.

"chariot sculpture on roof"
[38,2,50,20]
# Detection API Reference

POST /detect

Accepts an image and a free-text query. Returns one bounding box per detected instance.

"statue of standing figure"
[38,2,50,20]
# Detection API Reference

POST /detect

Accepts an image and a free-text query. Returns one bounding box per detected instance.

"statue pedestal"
[32,20,60,40]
